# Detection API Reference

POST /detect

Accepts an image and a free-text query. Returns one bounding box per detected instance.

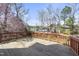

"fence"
[32,32,79,55]
[0,32,27,42]
[32,32,69,44]
[70,36,79,55]
[0,31,78,55]
[0,31,69,44]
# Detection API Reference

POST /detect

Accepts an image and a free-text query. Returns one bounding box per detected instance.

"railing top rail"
[33,32,69,37]
[0,32,27,34]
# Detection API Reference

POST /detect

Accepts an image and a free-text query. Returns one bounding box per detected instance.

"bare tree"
[38,9,46,29]
[46,5,58,32]
[0,3,11,32]
[38,4,58,32]
[52,8,61,33]
[12,3,29,21]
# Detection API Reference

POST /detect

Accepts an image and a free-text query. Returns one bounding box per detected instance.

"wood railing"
[32,32,69,45]
[70,36,79,55]
[0,32,27,42]
[0,31,69,44]
[0,31,78,55]
[32,32,79,55]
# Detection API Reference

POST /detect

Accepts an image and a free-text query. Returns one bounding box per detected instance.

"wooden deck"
[0,43,77,56]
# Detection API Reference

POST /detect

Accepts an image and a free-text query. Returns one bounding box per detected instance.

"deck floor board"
[0,43,77,56]
[0,38,77,56]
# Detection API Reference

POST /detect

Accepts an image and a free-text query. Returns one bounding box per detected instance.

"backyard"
[0,3,79,56]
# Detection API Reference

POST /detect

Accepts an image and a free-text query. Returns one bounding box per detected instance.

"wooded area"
[37,4,79,35]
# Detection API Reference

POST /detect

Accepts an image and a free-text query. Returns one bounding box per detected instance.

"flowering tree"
[0,3,29,33]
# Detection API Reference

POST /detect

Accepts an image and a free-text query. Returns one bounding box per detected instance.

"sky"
[22,3,79,26]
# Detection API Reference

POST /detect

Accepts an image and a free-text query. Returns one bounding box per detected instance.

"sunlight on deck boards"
[0,38,59,49]
[0,38,76,56]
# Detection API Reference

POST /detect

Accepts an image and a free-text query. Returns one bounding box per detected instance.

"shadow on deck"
[0,43,77,56]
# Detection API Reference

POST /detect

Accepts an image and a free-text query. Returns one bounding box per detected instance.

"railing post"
[70,36,79,55]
